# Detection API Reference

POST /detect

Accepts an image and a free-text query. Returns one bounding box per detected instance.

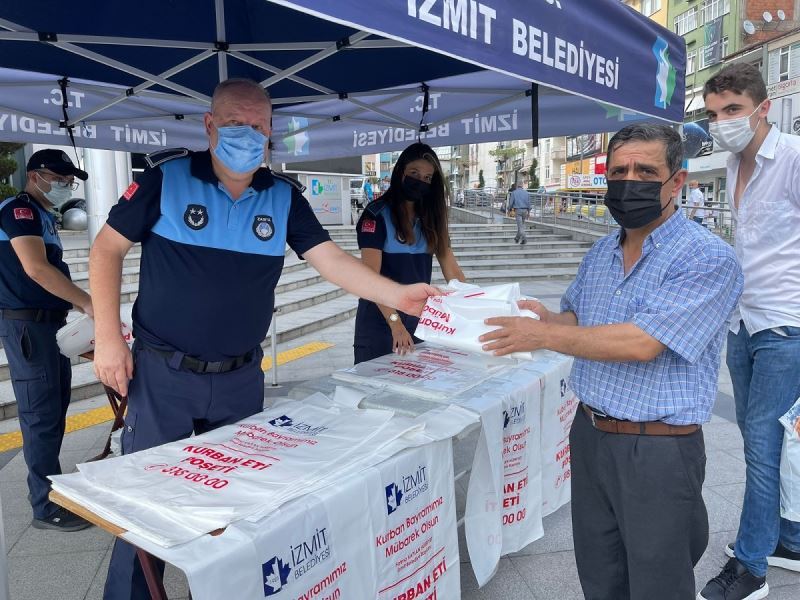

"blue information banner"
[271,0,686,122]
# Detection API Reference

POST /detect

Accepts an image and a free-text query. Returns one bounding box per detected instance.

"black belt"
[143,344,255,375]
[0,308,68,324]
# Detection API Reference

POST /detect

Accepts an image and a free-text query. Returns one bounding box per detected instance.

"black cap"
[26,149,88,181]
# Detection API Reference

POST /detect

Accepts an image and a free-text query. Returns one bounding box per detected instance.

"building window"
[698,37,727,70]
[674,7,698,35]
[700,0,730,24]
[780,46,791,81]
[545,164,551,180]
[768,43,800,84]
[686,50,697,75]
[642,0,661,17]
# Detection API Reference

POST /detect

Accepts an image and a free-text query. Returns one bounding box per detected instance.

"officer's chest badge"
[184,204,208,230]
[253,215,274,241]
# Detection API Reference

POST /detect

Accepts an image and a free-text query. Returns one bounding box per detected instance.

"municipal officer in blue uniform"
[354,143,465,363]
[88,79,439,600]
[0,149,94,531]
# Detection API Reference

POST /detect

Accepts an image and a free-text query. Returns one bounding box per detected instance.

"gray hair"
[607,123,683,175]
[211,78,271,113]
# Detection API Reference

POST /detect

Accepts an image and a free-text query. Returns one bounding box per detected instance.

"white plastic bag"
[415,281,540,360]
[779,397,800,522]
[56,304,134,358]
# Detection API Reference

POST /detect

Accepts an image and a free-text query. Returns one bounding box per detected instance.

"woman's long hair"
[383,142,450,256]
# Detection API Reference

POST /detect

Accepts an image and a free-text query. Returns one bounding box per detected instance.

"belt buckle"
[204,361,223,374]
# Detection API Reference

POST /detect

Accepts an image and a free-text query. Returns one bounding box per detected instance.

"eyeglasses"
[37,171,80,191]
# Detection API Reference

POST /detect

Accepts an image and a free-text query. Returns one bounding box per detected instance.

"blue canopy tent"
[0,0,686,159]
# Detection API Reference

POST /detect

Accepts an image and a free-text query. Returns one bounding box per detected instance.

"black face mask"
[604,175,675,229]
[401,176,430,202]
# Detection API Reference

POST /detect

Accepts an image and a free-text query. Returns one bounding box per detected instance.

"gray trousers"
[514,209,529,241]
[570,407,708,599]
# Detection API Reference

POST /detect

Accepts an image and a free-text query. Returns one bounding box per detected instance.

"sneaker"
[726,541,800,572]
[32,508,93,532]
[698,558,768,600]
[520,239,526,245]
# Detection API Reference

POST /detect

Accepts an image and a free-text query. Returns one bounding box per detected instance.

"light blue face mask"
[212,125,268,173]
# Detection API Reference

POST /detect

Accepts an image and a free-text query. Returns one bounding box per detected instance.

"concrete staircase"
[0,223,592,419]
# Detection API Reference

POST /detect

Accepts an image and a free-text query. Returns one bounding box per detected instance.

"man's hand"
[394,283,441,317]
[518,299,551,322]
[480,316,550,356]
[94,335,134,397]
[76,298,94,319]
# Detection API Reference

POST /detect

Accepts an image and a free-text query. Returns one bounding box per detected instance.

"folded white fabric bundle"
[415,281,541,360]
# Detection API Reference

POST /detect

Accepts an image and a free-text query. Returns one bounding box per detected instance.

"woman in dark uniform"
[353,142,465,364]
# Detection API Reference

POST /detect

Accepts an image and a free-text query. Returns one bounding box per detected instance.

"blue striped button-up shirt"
[560,211,743,425]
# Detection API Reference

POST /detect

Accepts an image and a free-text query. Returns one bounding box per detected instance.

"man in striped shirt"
[481,124,743,599]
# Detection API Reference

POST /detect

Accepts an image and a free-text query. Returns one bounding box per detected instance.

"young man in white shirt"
[699,62,800,600]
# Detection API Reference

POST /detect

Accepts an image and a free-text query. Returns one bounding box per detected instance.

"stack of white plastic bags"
[49,393,477,547]
[414,280,541,360]
[780,397,800,521]
[332,343,511,400]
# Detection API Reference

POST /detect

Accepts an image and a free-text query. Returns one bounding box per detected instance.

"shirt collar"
[727,124,781,169]
[757,124,781,160]
[191,150,275,192]
[615,206,684,249]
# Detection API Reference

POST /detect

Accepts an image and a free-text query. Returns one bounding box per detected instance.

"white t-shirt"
[688,187,706,219]
[727,125,800,334]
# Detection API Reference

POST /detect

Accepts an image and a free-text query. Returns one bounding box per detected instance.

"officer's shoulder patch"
[271,172,306,194]
[360,218,377,233]
[363,197,388,217]
[144,148,189,169]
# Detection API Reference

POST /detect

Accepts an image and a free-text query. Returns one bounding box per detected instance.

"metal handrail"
[450,187,737,245]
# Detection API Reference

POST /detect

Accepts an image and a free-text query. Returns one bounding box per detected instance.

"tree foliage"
[0,142,23,197]
[528,158,540,190]
[488,146,525,161]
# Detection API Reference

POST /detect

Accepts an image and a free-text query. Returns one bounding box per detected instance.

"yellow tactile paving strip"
[260,341,333,371]
[0,341,334,453]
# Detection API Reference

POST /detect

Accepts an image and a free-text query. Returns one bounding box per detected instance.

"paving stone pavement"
[1,281,798,599]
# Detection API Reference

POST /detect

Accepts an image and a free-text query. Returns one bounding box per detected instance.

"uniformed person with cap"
[0,149,94,531]
[89,78,439,600]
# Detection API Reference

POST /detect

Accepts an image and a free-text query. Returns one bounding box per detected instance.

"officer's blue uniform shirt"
[354,199,432,342]
[105,149,330,361]
[0,193,71,311]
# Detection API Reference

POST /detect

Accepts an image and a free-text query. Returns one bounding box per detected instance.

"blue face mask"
[212,125,268,173]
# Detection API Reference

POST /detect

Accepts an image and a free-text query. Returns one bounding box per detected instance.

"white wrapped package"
[779,397,800,521]
[332,344,510,400]
[415,281,540,360]
[56,304,134,358]
[55,396,420,546]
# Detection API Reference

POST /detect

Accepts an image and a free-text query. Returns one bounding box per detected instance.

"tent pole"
[215,0,228,82]
[67,50,214,125]
[260,31,371,88]
[228,51,332,93]
[530,83,539,148]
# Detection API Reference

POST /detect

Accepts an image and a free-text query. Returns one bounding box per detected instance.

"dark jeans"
[0,317,71,519]
[570,407,708,599]
[103,341,264,600]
